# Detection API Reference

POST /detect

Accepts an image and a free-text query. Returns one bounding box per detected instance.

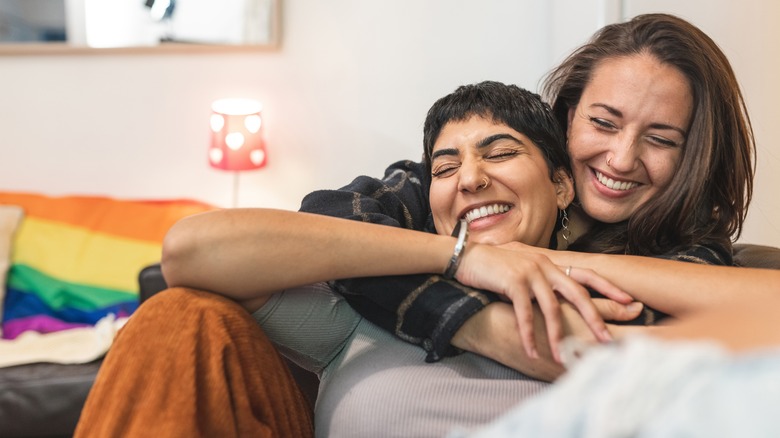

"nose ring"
[478,177,489,190]
[606,156,612,167]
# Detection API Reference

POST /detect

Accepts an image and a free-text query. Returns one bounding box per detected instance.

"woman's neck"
[556,204,593,250]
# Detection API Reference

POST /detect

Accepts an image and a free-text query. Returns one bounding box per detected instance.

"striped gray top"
[254,282,548,438]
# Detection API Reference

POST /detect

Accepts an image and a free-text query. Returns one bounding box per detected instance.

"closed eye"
[589,117,616,130]
[431,163,459,178]
[487,150,520,160]
[648,135,680,148]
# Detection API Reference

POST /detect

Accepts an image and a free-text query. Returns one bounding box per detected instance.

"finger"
[567,267,633,304]
[554,277,613,343]
[531,279,563,363]
[508,288,539,360]
[592,298,644,322]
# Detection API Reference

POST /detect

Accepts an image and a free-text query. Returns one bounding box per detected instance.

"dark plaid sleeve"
[300,160,432,230]
[299,160,501,361]
[601,241,733,326]
[657,241,733,266]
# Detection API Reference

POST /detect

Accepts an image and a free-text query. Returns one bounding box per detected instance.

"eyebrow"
[430,133,526,161]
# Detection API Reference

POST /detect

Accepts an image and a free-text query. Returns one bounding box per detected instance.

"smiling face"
[566,53,694,223]
[429,115,573,247]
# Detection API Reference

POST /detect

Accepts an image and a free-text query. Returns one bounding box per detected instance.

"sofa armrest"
[733,244,780,270]
[138,263,168,303]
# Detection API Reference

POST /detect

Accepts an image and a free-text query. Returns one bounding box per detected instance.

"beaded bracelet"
[443,219,469,279]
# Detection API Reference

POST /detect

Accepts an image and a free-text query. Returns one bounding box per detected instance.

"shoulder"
[349,159,430,201]
[299,159,433,230]
[381,159,429,185]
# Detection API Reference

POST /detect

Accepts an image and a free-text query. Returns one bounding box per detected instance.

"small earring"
[560,208,571,243]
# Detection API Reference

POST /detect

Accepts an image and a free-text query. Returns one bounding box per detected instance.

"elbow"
[160,217,196,288]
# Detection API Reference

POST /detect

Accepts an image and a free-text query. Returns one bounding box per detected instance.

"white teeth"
[464,204,511,224]
[595,171,639,191]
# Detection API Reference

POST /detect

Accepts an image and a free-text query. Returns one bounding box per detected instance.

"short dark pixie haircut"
[422,81,568,178]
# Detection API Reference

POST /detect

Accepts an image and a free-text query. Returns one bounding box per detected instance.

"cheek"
[648,150,683,188]
[566,125,599,163]
[518,183,559,245]
[513,175,559,215]
[428,182,450,231]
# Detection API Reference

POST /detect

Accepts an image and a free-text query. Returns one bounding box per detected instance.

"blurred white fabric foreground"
[450,335,780,438]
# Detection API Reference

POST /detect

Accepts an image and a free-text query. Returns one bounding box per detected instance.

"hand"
[451,302,565,382]
[564,293,646,348]
[454,242,634,362]
[451,299,642,381]
[561,298,644,341]
[593,298,644,322]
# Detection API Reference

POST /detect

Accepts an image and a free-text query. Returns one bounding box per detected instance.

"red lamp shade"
[209,98,267,171]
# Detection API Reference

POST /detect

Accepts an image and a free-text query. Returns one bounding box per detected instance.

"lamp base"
[232,171,240,208]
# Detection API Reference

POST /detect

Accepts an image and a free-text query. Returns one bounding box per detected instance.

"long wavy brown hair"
[542,13,755,256]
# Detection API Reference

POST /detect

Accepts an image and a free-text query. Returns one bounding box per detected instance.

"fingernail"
[601,329,613,341]
[627,302,644,313]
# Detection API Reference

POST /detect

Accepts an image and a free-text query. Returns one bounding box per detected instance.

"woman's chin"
[470,232,510,246]
[582,202,633,224]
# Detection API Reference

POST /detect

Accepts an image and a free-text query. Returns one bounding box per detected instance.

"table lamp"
[208,98,267,207]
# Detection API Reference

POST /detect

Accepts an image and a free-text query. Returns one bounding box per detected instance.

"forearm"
[647,294,780,353]
[452,295,648,380]
[548,251,780,316]
[563,293,780,363]
[451,302,565,382]
[161,208,454,303]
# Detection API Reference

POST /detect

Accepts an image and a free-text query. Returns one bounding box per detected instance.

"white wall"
[0,0,557,209]
[0,0,777,247]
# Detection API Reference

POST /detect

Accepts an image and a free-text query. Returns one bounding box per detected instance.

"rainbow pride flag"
[0,192,213,340]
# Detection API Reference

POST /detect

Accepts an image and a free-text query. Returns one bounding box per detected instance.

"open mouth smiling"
[594,170,640,191]
[462,204,512,224]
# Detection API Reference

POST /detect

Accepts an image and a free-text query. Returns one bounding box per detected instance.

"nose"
[458,158,490,193]
[606,132,641,173]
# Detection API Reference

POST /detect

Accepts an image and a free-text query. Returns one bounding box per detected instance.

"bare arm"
[161,208,631,360]
[461,293,780,382]
[161,208,454,311]
[452,299,643,381]
[649,292,780,352]
[452,302,565,382]
[451,243,780,372]
[453,243,634,360]
[561,290,780,360]
[542,250,780,317]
